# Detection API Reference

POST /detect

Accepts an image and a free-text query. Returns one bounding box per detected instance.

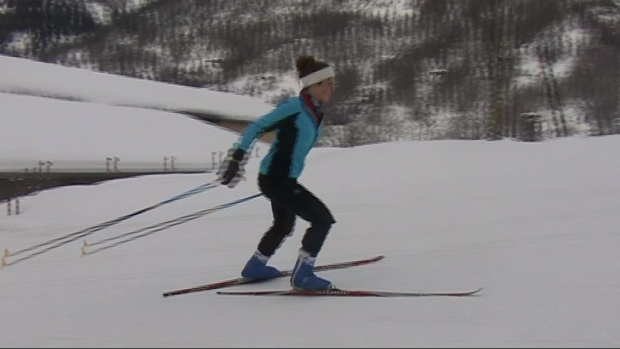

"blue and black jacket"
[234,93,324,179]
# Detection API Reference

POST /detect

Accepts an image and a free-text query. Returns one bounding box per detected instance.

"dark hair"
[296,55,330,79]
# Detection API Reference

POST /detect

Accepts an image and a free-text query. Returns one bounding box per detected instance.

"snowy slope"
[1,56,620,347]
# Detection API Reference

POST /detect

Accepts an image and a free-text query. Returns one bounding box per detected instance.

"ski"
[217,287,483,298]
[162,255,385,298]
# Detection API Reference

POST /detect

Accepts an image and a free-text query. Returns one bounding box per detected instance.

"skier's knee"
[315,212,336,228]
[273,218,296,236]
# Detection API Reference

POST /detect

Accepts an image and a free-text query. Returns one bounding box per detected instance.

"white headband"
[300,66,335,88]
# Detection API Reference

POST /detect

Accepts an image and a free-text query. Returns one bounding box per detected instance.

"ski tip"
[362,255,385,262]
[453,287,483,296]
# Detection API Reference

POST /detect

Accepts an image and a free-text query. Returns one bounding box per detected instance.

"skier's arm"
[230,99,299,161]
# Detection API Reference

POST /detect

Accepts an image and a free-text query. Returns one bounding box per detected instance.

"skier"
[218,55,336,290]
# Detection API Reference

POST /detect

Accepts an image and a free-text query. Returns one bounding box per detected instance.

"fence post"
[113,157,120,173]
[7,198,11,216]
[520,113,542,142]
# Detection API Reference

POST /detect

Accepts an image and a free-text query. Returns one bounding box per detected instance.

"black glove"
[218,148,247,188]
[221,159,240,185]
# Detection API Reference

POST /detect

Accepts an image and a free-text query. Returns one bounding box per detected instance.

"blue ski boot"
[241,251,280,280]
[290,250,333,290]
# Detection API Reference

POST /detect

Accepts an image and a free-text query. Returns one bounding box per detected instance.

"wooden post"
[113,157,120,173]
[520,113,542,142]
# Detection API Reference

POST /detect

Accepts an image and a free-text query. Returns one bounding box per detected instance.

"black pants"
[256,174,335,257]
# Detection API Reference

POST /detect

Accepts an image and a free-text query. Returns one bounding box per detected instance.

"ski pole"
[2,180,220,267]
[82,193,263,256]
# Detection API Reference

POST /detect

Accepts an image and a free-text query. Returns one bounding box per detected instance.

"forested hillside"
[1,0,618,146]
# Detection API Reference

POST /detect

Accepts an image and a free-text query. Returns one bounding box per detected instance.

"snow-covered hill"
[1,55,620,347]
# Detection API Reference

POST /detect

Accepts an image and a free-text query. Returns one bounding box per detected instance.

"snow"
[0,92,249,172]
[85,0,156,25]
[1,55,620,347]
[223,71,300,105]
[0,55,273,122]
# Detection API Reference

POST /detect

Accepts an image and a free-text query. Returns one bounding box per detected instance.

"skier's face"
[311,78,335,103]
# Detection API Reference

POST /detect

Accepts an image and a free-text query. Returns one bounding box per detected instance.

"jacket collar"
[299,88,324,125]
